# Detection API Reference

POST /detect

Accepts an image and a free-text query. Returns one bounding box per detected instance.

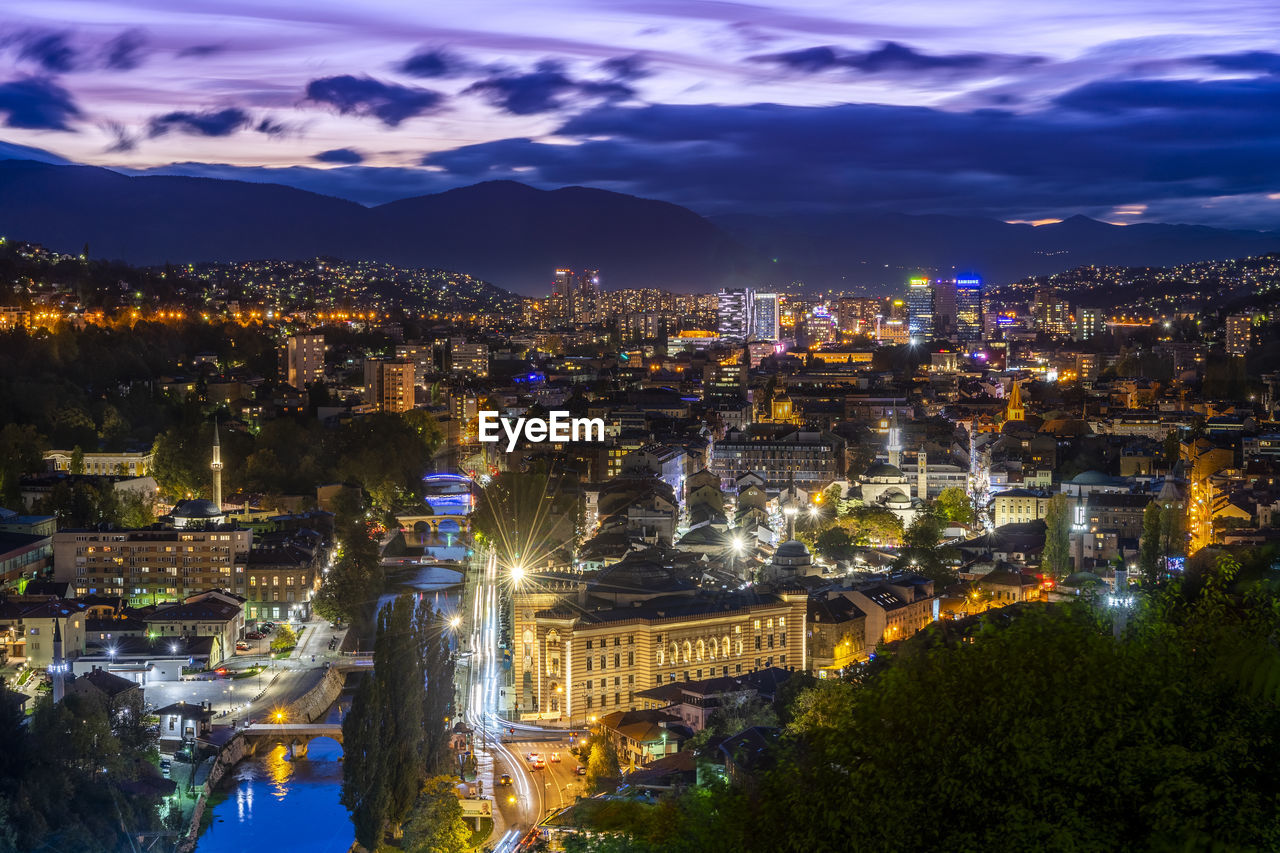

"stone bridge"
[394,511,471,546]
[242,722,343,759]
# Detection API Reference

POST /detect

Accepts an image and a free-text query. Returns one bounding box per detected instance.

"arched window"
[696,639,705,662]
[683,640,692,663]
[722,636,730,658]
[545,630,561,677]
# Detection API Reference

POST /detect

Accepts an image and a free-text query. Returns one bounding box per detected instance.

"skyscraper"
[717,288,754,341]
[572,269,601,322]
[955,277,983,344]
[932,278,957,339]
[907,277,934,341]
[549,269,573,322]
[752,292,780,341]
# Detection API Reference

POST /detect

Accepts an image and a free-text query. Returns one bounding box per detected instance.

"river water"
[197,566,462,853]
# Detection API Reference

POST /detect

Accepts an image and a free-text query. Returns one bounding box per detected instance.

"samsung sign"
[478,410,605,452]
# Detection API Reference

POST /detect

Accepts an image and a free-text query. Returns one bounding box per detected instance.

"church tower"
[211,421,224,509]
[887,407,904,468]
[1006,380,1025,422]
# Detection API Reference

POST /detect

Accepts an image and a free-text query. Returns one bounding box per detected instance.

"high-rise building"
[717,288,754,341]
[932,278,957,339]
[572,269,601,323]
[955,277,983,343]
[1033,288,1071,336]
[284,334,325,388]
[1074,307,1106,341]
[549,269,573,323]
[836,297,878,338]
[1225,314,1252,356]
[364,358,416,412]
[450,339,490,377]
[752,292,780,341]
[907,278,934,341]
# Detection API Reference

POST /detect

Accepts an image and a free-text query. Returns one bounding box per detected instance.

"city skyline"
[1,1,1280,228]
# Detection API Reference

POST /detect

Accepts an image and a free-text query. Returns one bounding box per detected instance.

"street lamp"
[449,615,462,631]
[510,564,526,586]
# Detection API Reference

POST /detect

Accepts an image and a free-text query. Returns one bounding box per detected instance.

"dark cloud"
[600,54,650,81]
[176,44,224,59]
[102,120,138,153]
[305,75,445,126]
[102,29,148,71]
[0,76,81,130]
[415,75,1280,224]
[1198,50,1280,76]
[314,147,364,164]
[464,61,634,115]
[11,29,77,73]
[255,117,287,136]
[398,47,469,78]
[148,107,253,137]
[752,41,1041,77]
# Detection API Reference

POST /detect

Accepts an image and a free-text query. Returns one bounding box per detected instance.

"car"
[575,765,586,776]
[245,632,263,640]
[235,641,251,651]
[499,773,512,786]
[550,752,560,763]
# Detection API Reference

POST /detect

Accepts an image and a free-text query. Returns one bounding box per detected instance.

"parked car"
[245,632,264,640]
[235,641,251,651]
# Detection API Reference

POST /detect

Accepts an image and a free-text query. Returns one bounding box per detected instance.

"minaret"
[51,618,66,704]
[917,445,928,500]
[211,421,223,509]
[887,408,904,469]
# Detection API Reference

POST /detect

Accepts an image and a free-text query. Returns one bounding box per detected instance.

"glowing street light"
[510,564,526,586]
[449,615,462,630]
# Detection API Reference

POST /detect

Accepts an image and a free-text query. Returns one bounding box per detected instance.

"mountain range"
[2,158,1280,295]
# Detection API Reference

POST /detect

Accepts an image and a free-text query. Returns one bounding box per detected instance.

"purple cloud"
[11,29,77,73]
[305,75,445,126]
[102,28,148,71]
[0,76,81,130]
[464,61,634,115]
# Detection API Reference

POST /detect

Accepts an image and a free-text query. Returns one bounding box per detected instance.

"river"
[197,566,463,852]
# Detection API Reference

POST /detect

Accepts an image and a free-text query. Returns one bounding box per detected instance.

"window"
[586,696,592,709]
[627,651,634,666]
[586,658,592,671]
[755,636,761,650]
[586,640,592,650]
[599,655,606,670]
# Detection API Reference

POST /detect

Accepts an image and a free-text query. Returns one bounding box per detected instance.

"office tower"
[907,277,934,341]
[572,269,601,323]
[550,269,573,322]
[1074,307,1106,341]
[284,334,325,388]
[717,288,754,341]
[753,292,780,341]
[932,278,957,339]
[1225,314,1252,356]
[955,277,983,343]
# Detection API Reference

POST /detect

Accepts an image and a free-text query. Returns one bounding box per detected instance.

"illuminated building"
[752,293,780,341]
[511,564,809,724]
[716,288,754,341]
[955,277,982,343]
[1033,288,1070,335]
[932,278,957,338]
[1005,380,1025,422]
[668,329,719,352]
[450,339,490,377]
[907,277,933,341]
[1225,314,1252,356]
[710,427,845,489]
[572,269,601,323]
[364,358,416,412]
[1074,306,1106,341]
[43,449,154,477]
[284,334,325,389]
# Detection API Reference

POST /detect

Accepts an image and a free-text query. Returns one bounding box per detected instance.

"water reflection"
[198,739,351,853]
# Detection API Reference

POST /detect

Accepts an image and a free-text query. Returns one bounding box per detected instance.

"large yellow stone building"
[511,560,808,726]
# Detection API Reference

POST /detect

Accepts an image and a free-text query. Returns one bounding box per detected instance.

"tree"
[68,445,85,475]
[1139,502,1163,585]
[1041,493,1072,581]
[0,423,46,505]
[585,731,621,790]
[270,624,297,654]
[812,526,853,562]
[934,487,973,526]
[402,776,471,853]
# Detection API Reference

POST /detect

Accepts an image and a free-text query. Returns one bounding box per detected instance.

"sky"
[3,0,1280,227]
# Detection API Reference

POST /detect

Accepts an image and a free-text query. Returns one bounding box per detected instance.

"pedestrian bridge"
[242,722,342,758]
